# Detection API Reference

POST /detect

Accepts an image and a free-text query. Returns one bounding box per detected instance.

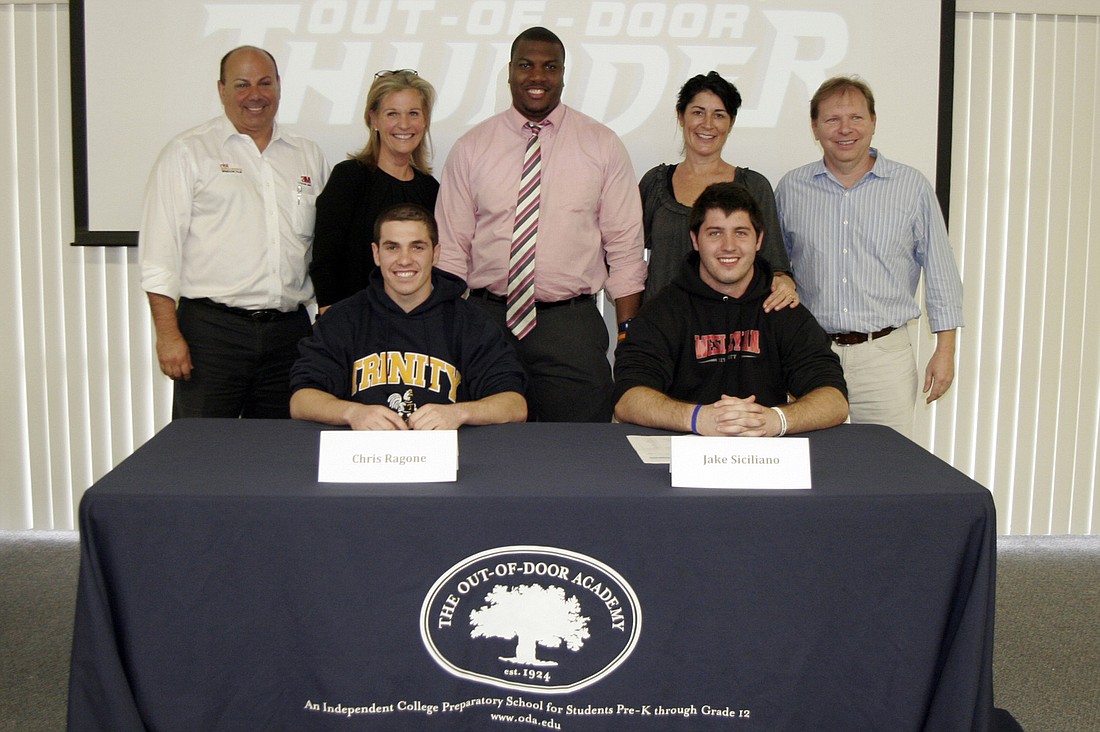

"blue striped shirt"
[774,150,964,334]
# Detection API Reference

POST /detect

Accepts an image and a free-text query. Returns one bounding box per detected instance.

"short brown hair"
[373,203,438,247]
[689,183,763,238]
[810,76,876,121]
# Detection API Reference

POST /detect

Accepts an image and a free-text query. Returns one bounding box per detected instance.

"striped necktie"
[507,121,546,339]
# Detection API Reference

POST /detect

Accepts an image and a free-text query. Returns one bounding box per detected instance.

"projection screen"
[71,0,948,245]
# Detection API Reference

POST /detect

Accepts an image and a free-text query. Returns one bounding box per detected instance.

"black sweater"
[613,254,846,408]
[309,160,439,307]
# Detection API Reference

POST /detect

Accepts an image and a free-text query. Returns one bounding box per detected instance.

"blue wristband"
[691,404,703,434]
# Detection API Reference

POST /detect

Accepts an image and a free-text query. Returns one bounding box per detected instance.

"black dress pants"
[173,298,311,419]
[468,295,612,422]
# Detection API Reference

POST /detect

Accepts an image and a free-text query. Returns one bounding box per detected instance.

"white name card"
[317,430,457,483]
[670,436,811,490]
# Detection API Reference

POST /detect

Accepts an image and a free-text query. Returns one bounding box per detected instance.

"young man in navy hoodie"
[613,182,847,437]
[290,204,527,430]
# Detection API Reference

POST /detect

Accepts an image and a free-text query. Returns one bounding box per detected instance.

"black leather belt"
[468,288,594,309]
[187,298,302,322]
[828,326,896,346]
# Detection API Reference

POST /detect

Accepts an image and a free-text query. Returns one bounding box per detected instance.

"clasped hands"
[695,394,779,438]
[345,403,462,431]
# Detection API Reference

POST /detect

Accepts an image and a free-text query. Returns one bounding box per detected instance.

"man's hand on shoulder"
[763,272,799,313]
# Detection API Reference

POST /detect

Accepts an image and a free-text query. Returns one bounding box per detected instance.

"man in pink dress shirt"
[436,26,647,422]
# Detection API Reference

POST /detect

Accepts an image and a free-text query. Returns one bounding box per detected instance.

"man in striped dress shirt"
[775,76,963,440]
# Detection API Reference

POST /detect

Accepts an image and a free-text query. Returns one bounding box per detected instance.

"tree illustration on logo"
[469,584,591,667]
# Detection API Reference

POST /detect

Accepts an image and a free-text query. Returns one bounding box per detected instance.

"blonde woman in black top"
[311,70,440,313]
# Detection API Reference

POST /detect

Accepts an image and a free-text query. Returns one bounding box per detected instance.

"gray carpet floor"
[1,531,78,732]
[993,536,1100,732]
[2,531,1098,731]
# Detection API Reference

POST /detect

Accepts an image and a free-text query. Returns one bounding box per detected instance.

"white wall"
[79,0,943,234]
[1,0,1097,533]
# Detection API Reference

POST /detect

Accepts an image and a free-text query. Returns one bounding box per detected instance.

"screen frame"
[68,0,957,247]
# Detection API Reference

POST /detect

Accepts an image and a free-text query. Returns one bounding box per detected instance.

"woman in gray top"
[640,72,797,309]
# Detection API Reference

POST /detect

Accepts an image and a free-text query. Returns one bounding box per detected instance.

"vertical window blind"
[1,2,171,530]
[946,7,1098,534]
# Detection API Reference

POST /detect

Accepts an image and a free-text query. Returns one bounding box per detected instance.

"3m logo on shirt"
[352,351,461,402]
[695,330,761,362]
[421,546,641,694]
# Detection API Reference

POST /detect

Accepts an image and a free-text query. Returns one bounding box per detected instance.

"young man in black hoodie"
[613,182,847,437]
[290,204,527,430]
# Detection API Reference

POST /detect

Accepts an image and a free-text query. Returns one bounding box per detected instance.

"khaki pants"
[831,325,918,440]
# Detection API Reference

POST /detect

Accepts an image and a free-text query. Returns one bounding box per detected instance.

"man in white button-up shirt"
[139,46,328,418]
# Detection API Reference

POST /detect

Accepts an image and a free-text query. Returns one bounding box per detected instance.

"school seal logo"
[421,546,641,694]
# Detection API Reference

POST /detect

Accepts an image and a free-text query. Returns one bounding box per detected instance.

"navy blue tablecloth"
[67,421,999,731]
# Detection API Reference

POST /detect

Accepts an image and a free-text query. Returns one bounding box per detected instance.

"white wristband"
[770,406,788,437]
